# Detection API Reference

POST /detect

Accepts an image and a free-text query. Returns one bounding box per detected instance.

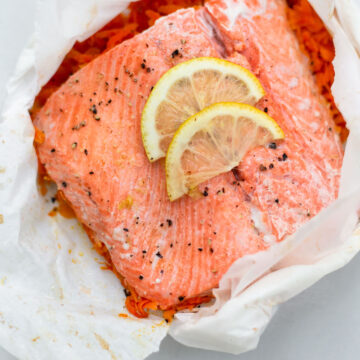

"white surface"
[1,1,360,359]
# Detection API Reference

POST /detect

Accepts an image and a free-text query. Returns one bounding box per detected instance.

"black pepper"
[156,251,163,258]
[178,296,185,301]
[123,228,129,232]
[166,219,173,227]
[89,105,97,114]
[269,142,277,149]
[139,275,144,280]
[171,49,180,58]
[259,164,267,171]
[232,168,243,182]
[62,181,67,188]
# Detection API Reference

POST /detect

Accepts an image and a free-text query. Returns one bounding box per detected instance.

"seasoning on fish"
[33,0,343,309]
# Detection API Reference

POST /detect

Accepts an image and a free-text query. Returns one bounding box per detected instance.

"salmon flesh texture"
[34,0,343,308]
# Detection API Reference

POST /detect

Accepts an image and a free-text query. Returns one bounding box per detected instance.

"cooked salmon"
[34,0,343,308]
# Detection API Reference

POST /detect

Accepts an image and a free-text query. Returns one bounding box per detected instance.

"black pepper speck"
[171,49,180,58]
[259,164,267,171]
[269,142,277,149]
[89,105,97,114]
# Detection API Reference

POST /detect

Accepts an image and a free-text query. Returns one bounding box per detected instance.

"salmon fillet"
[34,0,343,308]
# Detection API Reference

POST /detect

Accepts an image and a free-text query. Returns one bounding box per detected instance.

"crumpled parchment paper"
[0,0,360,359]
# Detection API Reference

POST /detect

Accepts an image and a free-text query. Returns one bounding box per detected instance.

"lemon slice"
[141,57,265,162]
[165,102,284,201]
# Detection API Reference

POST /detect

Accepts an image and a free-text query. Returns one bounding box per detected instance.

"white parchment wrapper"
[0,0,360,358]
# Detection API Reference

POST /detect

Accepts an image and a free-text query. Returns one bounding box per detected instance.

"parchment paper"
[0,0,359,359]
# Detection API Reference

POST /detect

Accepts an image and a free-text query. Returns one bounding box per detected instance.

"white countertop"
[1,1,360,359]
